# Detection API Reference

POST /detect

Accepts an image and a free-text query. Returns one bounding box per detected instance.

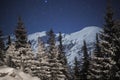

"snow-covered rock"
[0,66,40,80]
[28,26,102,65]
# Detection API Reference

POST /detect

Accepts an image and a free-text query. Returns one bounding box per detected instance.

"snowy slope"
[28,26,101,65]
[62,26,101,65]
[28,31,47,51]
[0,66,40,80]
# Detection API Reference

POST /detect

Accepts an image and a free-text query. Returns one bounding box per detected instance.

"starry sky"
[0,0,120,35]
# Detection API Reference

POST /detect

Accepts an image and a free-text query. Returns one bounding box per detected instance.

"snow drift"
[0,66,40,80]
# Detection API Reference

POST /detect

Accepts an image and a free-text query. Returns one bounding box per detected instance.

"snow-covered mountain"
[28,26,102,65]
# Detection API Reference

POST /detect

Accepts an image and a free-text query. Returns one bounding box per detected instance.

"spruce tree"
[7,35,11,45]
[58,32,67,65]
[98,0,116,79]
[88,34,103,79]
[89,0,120,79]
[22,44,35,75]
[47,29,67,80]
[80,40,89,80]
[112,20,120,79]
[15,16,27,48]
[32,38,50,79]
[73,57,80,80]
[6,17,35,76]
[36,38,47,63]
[8,43,34,74]
[0,29,5,64]
[47,29,56,59]
[6,42,16,67]
[58,32,70,79]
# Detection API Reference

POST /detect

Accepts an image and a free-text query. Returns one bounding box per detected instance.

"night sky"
[0,0,120,35]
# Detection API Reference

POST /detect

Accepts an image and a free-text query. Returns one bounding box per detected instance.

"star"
[44,0,48,3]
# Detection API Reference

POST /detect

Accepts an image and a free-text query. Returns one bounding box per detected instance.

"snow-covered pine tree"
[6,17,35,75]
[80,40,89,80]
[47,29,67,80]
[0,29,5,65]
[23,43,35,75]
[32,38,50,79]
[58,32,70,79]
[98,0,116,79]
[112,20,120,79]
[88,34,103,79]
[11,17,27,70]
[7,42,34,74]
[73,57,80,80]
[15,17,35,74]
[6,42,16,67]
[36,38,47,64]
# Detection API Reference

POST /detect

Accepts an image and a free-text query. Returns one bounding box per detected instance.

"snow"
[28,26,102,65]
[0,66,40,80]
[28,31,46,52]
[28,31,46,41]
[64,26,101,42]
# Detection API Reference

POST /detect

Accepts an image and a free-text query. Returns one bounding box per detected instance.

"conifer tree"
[80,40,89,80]
[88,34,103,79]
[0,29,5,64]
[6,42,16,67]
[6,17,35,76]
[15,16,27,48]
[89,0,120,79]
[32,38,50,79]
[7,35,11,45]
[112,20,120,79]
[58,32,70,79]
[22,44,35,74]
[47,29,67,80]
[58,32,67,65]
[36,38,47,63]
[98,0,116,79]
[73,57,80,80]
[47,29,56,59]
[7,43,34,74]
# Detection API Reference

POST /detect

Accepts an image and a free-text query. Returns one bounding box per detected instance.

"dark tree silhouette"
[15,17,27,48]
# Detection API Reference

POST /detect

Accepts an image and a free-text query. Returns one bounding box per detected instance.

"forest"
[0,0,120,80]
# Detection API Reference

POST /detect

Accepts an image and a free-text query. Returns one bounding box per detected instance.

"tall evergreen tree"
[80,40,89,80]
[47,29,67,80]
[22,44,35,74]
[15,16,27,48]
[73,57,80,80]
[36,38,47,62]
[112,20,120,79]
[58,32,70,79]
[47,29,56,59]
[98,0,116,79]
[0,29,5,50]
[32,38,50,79]
[0,29,5,63]
[88,34,103,79]
[6,17,35,76]
[58,32,67,65]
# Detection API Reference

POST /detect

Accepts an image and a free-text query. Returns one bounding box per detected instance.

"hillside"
[28,26,102,65]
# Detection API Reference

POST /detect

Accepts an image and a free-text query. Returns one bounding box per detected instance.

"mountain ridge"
[28,26,102,65]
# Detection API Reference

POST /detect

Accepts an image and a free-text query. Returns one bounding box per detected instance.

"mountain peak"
[28,26,102,65]
[64,26,101,43]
